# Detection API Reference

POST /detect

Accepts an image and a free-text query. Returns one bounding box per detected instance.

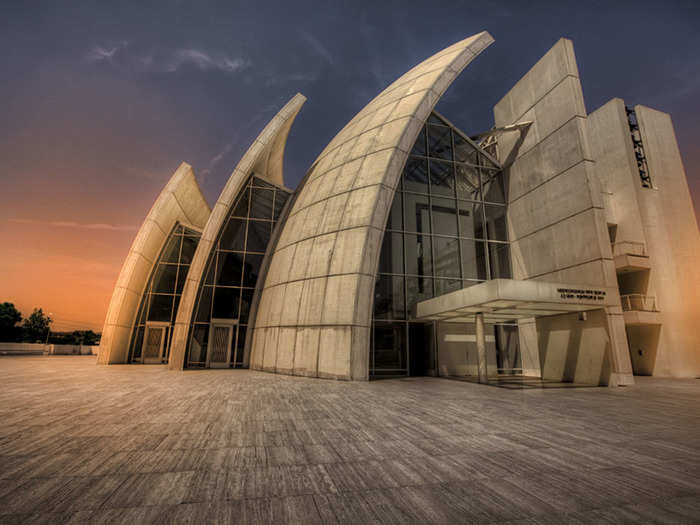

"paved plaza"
[1,356,699,524]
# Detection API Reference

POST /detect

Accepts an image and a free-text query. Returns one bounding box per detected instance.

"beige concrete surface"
[494,38,633,386]
[168,94,306,370]
[97,163,210,365]
[589,99,700,378]
[1,356,699,523]
[251,32,494,381]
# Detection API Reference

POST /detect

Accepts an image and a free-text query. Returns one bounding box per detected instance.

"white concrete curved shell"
[98,162,210,364]
[168,93,306,369]
[250,32,494,380]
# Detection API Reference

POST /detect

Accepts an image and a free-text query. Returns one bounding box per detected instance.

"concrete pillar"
[475,313,488,383]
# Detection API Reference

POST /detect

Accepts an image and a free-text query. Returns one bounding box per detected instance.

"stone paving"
[0,356,699,524]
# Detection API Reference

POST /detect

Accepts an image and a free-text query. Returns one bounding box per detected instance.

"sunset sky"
[1,1,699,331]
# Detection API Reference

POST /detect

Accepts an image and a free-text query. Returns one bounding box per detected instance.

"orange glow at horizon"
[0,220,133,332]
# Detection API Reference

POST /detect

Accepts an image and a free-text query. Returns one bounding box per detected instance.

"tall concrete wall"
[494,38,633,385]
[635,106,700,377]
[250,32,494,380]
[98,163,210,364]
[587,99,647,245]
[588,100,700,378]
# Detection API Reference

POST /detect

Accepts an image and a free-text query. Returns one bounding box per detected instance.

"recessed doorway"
[142,322,169,364]
[207,319,237,368]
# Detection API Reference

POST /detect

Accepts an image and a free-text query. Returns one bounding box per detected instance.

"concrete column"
[475,313,488,383]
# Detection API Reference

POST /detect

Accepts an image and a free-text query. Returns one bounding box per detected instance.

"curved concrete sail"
[168,93,306,369]
[250,32,494,380]
[98,162,210,364]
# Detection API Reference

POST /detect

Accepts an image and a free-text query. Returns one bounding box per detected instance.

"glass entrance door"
[142,323,168,364]
[207,320,236,368]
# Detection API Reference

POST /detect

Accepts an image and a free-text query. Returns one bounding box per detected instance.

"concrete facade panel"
[168,94,306,370]
[251,32,495,379]
[494,38,633,385]
[98,162,210,364]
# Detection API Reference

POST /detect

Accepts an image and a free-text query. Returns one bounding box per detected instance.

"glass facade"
[372,112,512,377]
[186,175,291,367]
[129,223,201,363]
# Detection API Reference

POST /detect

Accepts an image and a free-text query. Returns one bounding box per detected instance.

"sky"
[1,0,699,331]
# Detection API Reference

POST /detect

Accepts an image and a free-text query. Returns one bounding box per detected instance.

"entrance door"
[142,323,168,364]
[409,322,435,376]
[207,320,236,368]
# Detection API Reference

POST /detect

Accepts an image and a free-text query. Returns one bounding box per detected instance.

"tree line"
[0,302,100,345]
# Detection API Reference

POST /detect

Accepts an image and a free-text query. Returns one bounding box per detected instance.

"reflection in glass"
[148,294,173,322]
[435,278,462,296]
[378,232,403,274]
[406,276,434,305]
[455,163,480,201]
[403,157,429,194]
[374,274,405,320]
[180,236,198,264]
[161,235,181,263]
[460,239,488,281]
[220,219,246,251]
[243,254,264,287]
[216,252,243,286]
[458,201,485,239]
[432,236,461,278]
[152,264,177,293]
[453,133,479,165]
[405,233,432,277]
[250,188,274,219]
[403,193,430,234]
[482,171,506,203]
[431,197,458,236]
[488,242,512,279]
[427,124,452,160]
[485,204,508,241]
[195,286,213,322]
[245,220,271,253]
[429,159,454,196]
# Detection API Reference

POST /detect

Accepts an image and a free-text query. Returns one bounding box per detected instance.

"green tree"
[22,308,52,343]
[0,302,22,342]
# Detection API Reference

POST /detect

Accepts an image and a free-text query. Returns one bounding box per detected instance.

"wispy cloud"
[10,218,137,231]
[86,42,250,75]
[263,71,318,88]
[86,41,128,63]
[166,48,250,73]
[300,31,334,66]
[200,140,238,181]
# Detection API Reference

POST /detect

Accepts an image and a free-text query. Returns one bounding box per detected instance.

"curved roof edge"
[250,32,493,380]
[97,162,211,364]
[168,93,306,370]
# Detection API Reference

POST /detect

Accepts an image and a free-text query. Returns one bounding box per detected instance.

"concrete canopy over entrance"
[415,279,621,384]
[415,278,619,324]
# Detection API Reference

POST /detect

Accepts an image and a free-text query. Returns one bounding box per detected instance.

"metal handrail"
[620,294,658,312]
[612,241,647,257]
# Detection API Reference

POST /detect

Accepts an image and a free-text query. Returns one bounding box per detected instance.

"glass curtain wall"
[372,112,512,377]
[186,175,290,367]
[129,223,201,362]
